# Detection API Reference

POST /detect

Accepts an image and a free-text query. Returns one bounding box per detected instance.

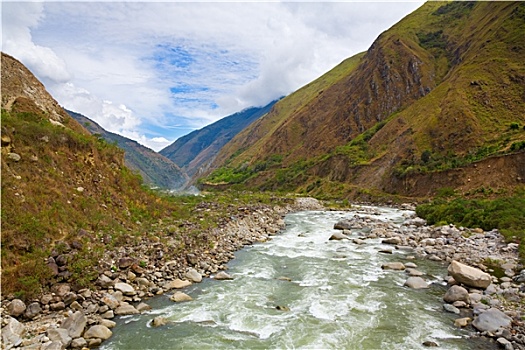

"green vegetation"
[416,190,525,262]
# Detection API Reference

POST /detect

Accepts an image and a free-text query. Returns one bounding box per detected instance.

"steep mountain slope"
[204,2,525,198]
[160,100,277,178]
[68,110,188,189]
[0,53,181,295]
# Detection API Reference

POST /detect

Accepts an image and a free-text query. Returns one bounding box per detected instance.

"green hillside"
[202,1,525,200]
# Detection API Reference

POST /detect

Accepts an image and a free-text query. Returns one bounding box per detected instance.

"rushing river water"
[102,207,483,349]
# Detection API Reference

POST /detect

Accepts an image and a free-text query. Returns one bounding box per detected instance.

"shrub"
[510,122,520,130]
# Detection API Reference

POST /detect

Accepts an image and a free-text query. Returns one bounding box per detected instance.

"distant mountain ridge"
[160,100,277,178]
[67,110,188,189]
[202,1,525,198]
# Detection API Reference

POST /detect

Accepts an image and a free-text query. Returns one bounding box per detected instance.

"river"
[101,206,483,349]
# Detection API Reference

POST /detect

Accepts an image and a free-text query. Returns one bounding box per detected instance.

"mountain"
[160,100,277,178]
[67,110,188,189]
[0,52,182,296]
[202,1,525,199]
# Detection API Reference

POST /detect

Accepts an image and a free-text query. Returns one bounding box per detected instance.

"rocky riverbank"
[2,199,524,349]
[1,197,324,349]
[332,204,525,349]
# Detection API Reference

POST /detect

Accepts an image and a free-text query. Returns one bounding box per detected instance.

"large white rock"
[185,268,202,283]
[114,282,135,295]
[84,325,112,340]
[444,285,470,303]
[60,311,87,338]
[381,262,405,271]
[170,292,193,302]
[448,260,491,289]
[1,317,27,349]
[164,279,192,290]
[404,277,429,289]
[114,303,139,315]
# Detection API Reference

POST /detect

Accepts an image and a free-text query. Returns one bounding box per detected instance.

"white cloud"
[2,1,425,151]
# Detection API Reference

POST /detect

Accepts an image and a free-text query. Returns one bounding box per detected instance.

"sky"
[2,1,424,151]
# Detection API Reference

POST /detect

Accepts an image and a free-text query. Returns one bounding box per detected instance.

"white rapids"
[101,206,482,350]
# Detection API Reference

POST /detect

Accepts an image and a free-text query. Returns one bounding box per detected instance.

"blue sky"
[2,1,424,151]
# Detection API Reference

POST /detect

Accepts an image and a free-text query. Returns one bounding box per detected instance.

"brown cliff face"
[204,2,525,198]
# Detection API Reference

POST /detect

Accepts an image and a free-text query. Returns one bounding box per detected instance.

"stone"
[378,248,393,254]
[70,337,87,349]
[136,302,152,312]
[404,277,429,289]
[114,303,139,315]
[8,299,26,317]
[51,283,71,297]
[97,274,114,288]
[275,305,290,311]
[185,268,202,283]
[170,292,193,302]
[329,231,348,240]
[381,262,405,270]
[405,262,418,268]
[50,302,65,311]
[164,279,192,290]
[382,237,401,245]
[7,153,21,162]
[99,319,116,329]
[447,260,491,289]
[406,268,424,277]
[47,328,72,348]
[88,338,103,347]
[152,316,168,327]
[443,304,460,314]
[83,325,112,340]
[61,311,87,338]
[452,301,467,308]
[454,317,471,328]
[115,282,135,296]
[214,271,233,280]
[118,257,135,269]
[443,285,469,304]
[1,317,27,348]
[422,340,438,347]
[43,341,63,350]
[334,220,354,230]
[24,302,42,319]
[101,293,120,309]
[472,308,512,332]
[100,310,114,319]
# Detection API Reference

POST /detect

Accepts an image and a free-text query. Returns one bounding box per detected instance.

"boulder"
[70,337,87,349]
[152,316,168,327]
[99,319,117,329]
[472,308,512,332]
[334,220,354,230]
[214,271,233,280]
[1,317,27,349]
[447,260,491,289]
[101,293,120,309]
[443,285,469,304]
[381,262,405,270]
[406,268,424,277]
[136,302,152,312]
[454,317,471,328]
[185,268,202,283]
[164,279,192,290]
[114,282,135,296]
[404,277,428,289]
[61,311,87,338]
[97,274,114,288]
[382,237,401,245]
[24,302,42,320]
[7,299,26,317]
[47,328,72,348]
[329,231,349,240]
[443,304,460,314]
[114,303,139,316]
[170,292,193,302]
[83,325,112,340]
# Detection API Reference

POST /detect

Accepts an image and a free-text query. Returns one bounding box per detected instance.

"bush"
[510,122,520,130]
